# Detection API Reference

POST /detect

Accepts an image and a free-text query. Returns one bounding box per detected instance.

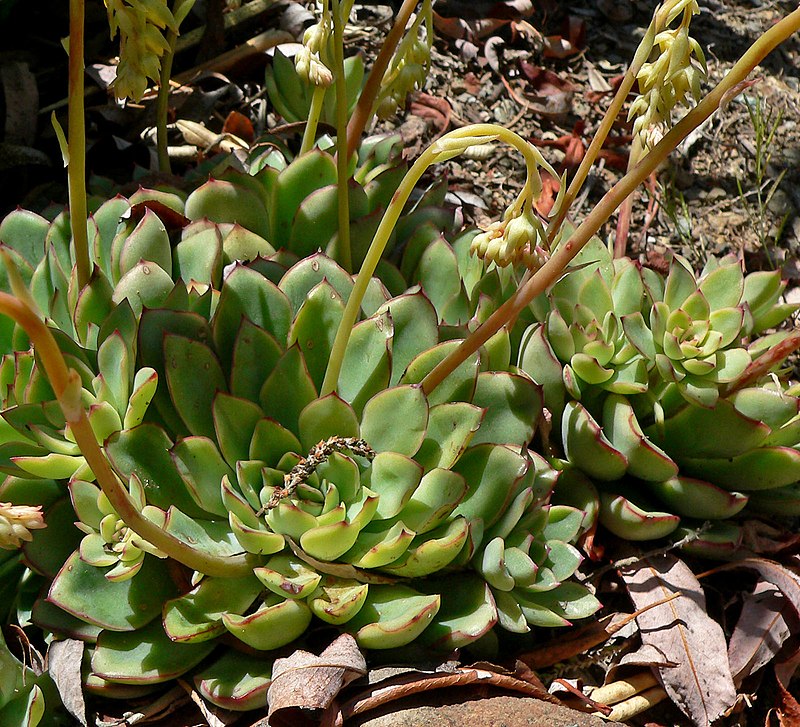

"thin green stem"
[331,0,352,272]
[156,29,178,174]
[0,293,253,578]
[300,86,327,156]
[345,0,419,160]
[320,124,547,396]
[68,0,90,290]
[420,4,800,395]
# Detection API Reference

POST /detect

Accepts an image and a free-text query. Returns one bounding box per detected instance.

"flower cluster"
[470,204,549,269]
[296,11,334,87]
[629,0,706,147]
[105,0,177,101]
[0,502,45,550]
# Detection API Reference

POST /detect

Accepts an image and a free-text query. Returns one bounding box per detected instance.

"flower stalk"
[67,0,91,290]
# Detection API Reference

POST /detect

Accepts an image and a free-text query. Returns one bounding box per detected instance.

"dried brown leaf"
[48,639,86,727]
[620,554,737,726]
[329,664,559,726]
[268,634,367,725]
[728,582,792,687]
[710,558,800,621]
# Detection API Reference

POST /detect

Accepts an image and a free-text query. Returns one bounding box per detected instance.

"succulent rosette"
[0,247,598,710]
[516,242,800,544]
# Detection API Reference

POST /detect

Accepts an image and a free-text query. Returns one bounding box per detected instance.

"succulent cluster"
[517,239,800,545]
[0,181,597,710]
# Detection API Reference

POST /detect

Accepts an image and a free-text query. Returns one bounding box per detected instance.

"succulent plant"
[0,246,598,710]
[516,241,800,543]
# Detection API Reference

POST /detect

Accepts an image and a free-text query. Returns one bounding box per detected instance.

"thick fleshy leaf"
[174,226,223,286]
[360,385,428,456]
[469,372,541,447]
[106,424,210,517]
[163,574,263,642]
[271,151,338,243]
[532,582,601,620]
[222,594,312,650]
[664,255,696,310]
[194,651,273,711]
[92,618,215,684]
[338,312,392,415]
[400,340,480,407]
[414,402,484,472]
[162,506,242,557]
[308,577,369,625]
[222,224,275,264]
[680,447,800,491]
[49,551,178,631]
[345,522,415,568]
[171,437,232,517]
[394,468,466,534]
[260,346,318,436]
[647,476,748,518]
[361,451,422,521]
[422,577,497,649]
[347,585,440,649]
[185,178,269,239]
[288,280,345,390]
[381,518,469,577]
[213,393,264,465]
[229,320,284,401]
[414,237,463,321]
[599,491,681,541]
[298,394,360,452]
[117,208,171,280]
[278,253,353,316]
[451,444,528,527]
[23,497,83,578]
[213,264,292,366]
[562,401,627,481]
[647,399,769,459]
[747,484,800,515]
[111,261,175,317]
[376,292,439,386]
[517,324,566,415]
[255,554,322,599]
[0,208,49,267]
[603,394,678,482]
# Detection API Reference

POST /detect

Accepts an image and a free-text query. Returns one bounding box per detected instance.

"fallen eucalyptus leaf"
[728,581,793,687]
[620,554,736,726]
[48,639,87,726]
[267,634,367,723]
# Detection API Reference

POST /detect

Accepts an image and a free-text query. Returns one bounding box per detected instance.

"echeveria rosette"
[622,254,752,409]
[1,252,596,711]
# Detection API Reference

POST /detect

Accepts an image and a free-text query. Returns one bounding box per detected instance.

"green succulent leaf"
[288,280,345,390]
[400,340,480,407]
[298,394,360,452]
[194,651,273,711]
[185,178,269,239]
[163,573,263,643]
[451,444,528,527]
[92,618,216,684]
[49,551,179,631]
[259,346,318,436]
[338,312,393,415]
[361,385,428,457]
[562,401,628,481]
[222,594,312,650]
[414,402,484,472]
[308,577,369,625]
[347,585,440,649]
[469,372,541,448]
[680,446,800,491]
[599,490,681,541]
[213,393,264,465]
